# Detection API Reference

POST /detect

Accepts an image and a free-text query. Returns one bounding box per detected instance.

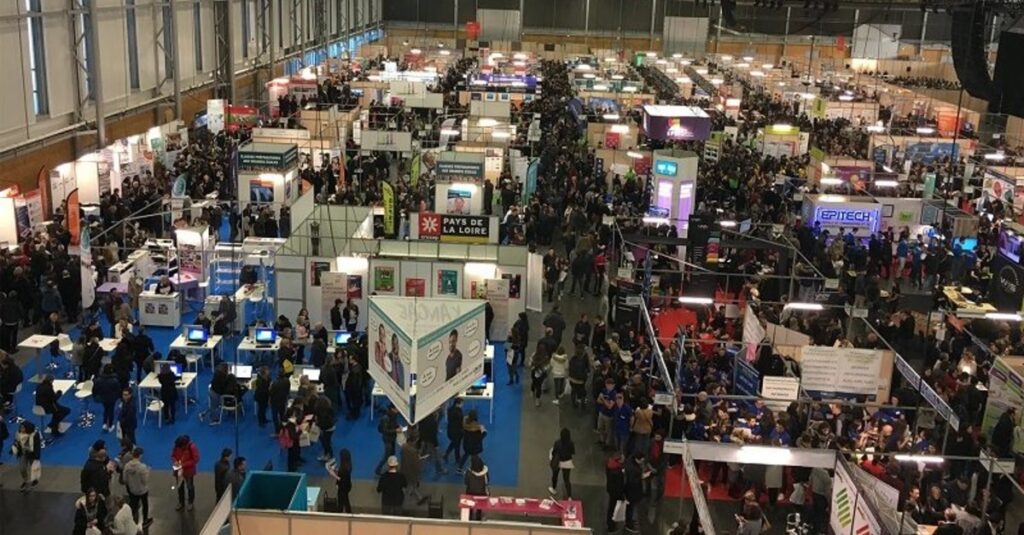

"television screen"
[230,365,253,379]
[654,160,678,177]
[998,228,1022,263]
[255,328,277,343]
[471,375,488,389]
[170,364,183,378]
[186,325,208,343]
[302,368,321,382]
[334,332,352,345]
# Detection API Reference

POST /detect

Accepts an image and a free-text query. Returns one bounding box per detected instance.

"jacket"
[624,458,645,502]
[568,353,590,383]
[40,287,63,314]
[121,458,149,495]
[108,503,139,535]
[80,456,112,495]
[215,459,231,498]
[376,471,407,507]
[270,377,291,408]
[605,456,625,499]
[34,382,59,413]
[171,441,200,478]
[550,350,568,378]
[253,374,271,403]
[117,400,137,431]
[72,496,108,535]
[446,405,464,438]
[93,372,121,406]
[464,465,489,496]
[13,429,41,461]
[462,420,487,455]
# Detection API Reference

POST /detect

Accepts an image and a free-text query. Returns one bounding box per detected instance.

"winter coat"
[171,440,200,478]
[72,496,109,535]
[462,420,487,455]
[107,503,139,535]
[121,458,150,495]
[464,465,490,496]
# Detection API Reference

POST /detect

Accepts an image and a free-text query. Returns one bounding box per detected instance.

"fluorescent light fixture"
[784,303,824,311]
[656,59,667,65]
[622,86,638,92]
[721,55,734,61]
[582,73,596,79]
[490,52,503,59]
[478,118,498,127]
[609,124,630,134]
[719,220,738,227]
[593,84,609,91]
[985,312,1023,321]
[820,177,843,185]
[711,78,724,85]
[642,216,670,225]
[576,63,592,71]
[736,62,750,68]
[916,127,935,135]
[882,165,894,173]
[866,125,885,133]
[681,60,692,66]
[410,48,422,55]
[626,151,644,159]
[438,42,446,48]
[672,53,682,59]
[874,180,898,187]
[666,67,678,74]
[612,74,625,80]
[985,152,1006,161]
[439,50,451,56]
[696,68,709,75]
[439,128,460,136]
[838,94,854,102]
[801,93,816,100]
[602,113,620,121]
[679,296,714,305]
[645,51,657,57]
[513,52,527,60]
[605,57,616,63]
[491,131,511,139]
[743,55,754,61]
[751,70,765,77]
[818,194,848,203]
[894,454,944,464]
[762,63,774,69]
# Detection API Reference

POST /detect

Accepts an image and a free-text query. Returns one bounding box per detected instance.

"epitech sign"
[815,207,876,228]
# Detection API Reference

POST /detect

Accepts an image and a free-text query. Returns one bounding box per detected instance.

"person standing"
[252,366,271,428]
[283,407,303,472]
[612,393,634,455]
[529,345,551,408]
[548,428,575,498]
[171,435,200,511]
[107,495,139,535]
[330,299,344,331]
[270,368,291,433]
[631,398,654,456]
[122,447,152,528]
[12,421,42,490]
[228,457,248,498]
[624,451,651,534]
[343,300,359,333]
[157,363,178,424]
[550,346,568,404]
[376,456,407,516]
[327,449,353,513]
[400,427,428,504]
[374,405,401,475]
[605,453,626,533]
[444,398,464,467]
[458,410,487,474]
[214,448,233,502]
[80,442,113,498]
[511,312,529,370]
[315,396,337,462]
[117,389,137,447]
[344,356,365,420]
[418,409,446,476]
[93,365,121,433]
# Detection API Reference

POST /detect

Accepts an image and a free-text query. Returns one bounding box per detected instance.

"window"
[126,0,140,89]
[80,0,95,100]
[241,0,251,58]
[25,0,48,115]
[277,0,283,48]
[193,1,203,71]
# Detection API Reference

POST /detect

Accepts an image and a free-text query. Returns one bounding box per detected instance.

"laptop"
[170,364,183,378]
[467,374,487,392]
[301,368,321,383]
[230,365,253,380]
[185,325,208,346]
[334,331,352,346]
[254,328,277,347]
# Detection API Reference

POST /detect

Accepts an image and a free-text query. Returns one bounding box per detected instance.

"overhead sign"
[238,145,298,172]
[761,376,800,411]
[800,346,884,398]
[654,160,678,176]
[436,161,485,182]
[416,212,495,244]
[815,207,878,227]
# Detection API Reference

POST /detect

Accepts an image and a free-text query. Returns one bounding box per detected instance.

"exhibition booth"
[754,123,809,158]
[237,142,302,215]
[648,149,699,235]
[870,134,977,167]
[433,151,490,213]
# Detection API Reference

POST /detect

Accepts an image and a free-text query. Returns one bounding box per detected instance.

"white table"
[19,334,58,383]
[237,337,280,366]
[98,338,120,352]
[52,379,77,395]
[137,371,199,414]
[370,381,494,423]
[169,334,225,368]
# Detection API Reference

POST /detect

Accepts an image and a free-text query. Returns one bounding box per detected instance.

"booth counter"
[139,291,181,328]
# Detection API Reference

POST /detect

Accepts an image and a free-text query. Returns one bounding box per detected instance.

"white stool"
[185,353,202,373]
[75,380,95,428]
[143,398,164,428]
[219,394,243,424]
[31,405,48,433]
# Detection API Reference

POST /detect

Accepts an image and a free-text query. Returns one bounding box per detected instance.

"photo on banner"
[414,302,487,420]
[320,272,347,327]
[367,300,413,420]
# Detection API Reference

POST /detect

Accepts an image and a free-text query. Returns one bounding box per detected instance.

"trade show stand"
[139,291,181,328]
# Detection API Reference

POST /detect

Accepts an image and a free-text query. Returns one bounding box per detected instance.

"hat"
[386,455,399,468]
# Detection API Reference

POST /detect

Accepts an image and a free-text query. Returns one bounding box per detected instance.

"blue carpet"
[6,311,523,487]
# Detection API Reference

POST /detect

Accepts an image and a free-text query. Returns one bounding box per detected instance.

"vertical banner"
[742,304,765,362]
[410,152,422,187]
[830,458,857,535]
[382,181,395,237]
[207,99,226,134]
[524,159,539,203]
[485,278,510,342]
[413,301,486,420]
[982,357,1024,434]
[80,224,96,309]
[320,272,348,327]
[67,190,81,245]
[367,299,413,421]
[526,252,544,312]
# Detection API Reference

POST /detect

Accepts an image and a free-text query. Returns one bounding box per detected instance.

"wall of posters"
[367,299,413,420]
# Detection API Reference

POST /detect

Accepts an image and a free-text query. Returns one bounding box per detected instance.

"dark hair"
[470,455,485,472]
[449,329,459,338]
[559,428,573,449]
[174,435,191,448]
[221,448,233,458]
[234,456,246,469]
[338,449,352,472]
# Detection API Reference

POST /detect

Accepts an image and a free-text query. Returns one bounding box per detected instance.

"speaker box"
[950,4,993,102]
[993,30,1024,116]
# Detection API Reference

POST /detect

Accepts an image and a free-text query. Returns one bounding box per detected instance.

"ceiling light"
[645,52,657,57]
[820,177,842,185]
[602,113,620,121]
[593,84,609,91]
[916,127,935,135]
[491,131,511,139]
[440,128,460,136]
[478,118,498,127]
[612,74,625,80]
[582,73,596,79]
[838,95,854,102]
[513,53,527,60]
[743,56,754,61]
[985,312,1023,321]
[873,180,898,187]
[784,303,824,311]
[672,53,682,59]
[576,63,592,71]
[865,125,884,133]
[410,48,422,55]
[439,50,451,56]
[678,296,713,305]
[622,86,638,92]
[984,152,1006,161]
[626,151,644,159]
[609,124,630,134]
[721,55,733,61]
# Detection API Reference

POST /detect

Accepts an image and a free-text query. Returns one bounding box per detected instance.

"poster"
[501,273,522,299]
[469,280,487,299]
[310,261,332,286]
[405,278,426,297]
[742,304,765,362]
[446,188,472,215]
[249,178,274,204]
[347,275,363,299]
[485,278,510,342]
[982,357,1024,435]
[761,376,800,411]
[437,270,459,296]
[800,346,884,398]
[830,458,857,535]
[414,302,487,419]
[382,181,395,236]
[367,300,412,419]
[320,272,348,329]
[374,266,396,293]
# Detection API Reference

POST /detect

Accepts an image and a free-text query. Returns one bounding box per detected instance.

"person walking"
[624,451,651,533]
[418,409,446,476]
[511,312,529,370]
[214,448,233,502]
[269,368,291,433]
[107,495,139,535]
[568,343,591,409]
[171,435,200,511]
[122,447,152,528]
[605,453,626,533]
[548,428,575,498]
[550,346,568,404]
[12,421,42,490]
[374,405,401,475]
[117,389,137,447]
[80,442,113,498]
[444,398,464,467]
[464,455,490,520]
[327,449,353,513]
[376,456,407,516]
[283,407,303,472]
[529,346,551,407]
[458,410,487,474]
[400,427,429,504]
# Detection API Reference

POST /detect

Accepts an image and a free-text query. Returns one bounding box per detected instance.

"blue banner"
[734,354,760,396]
[524,159,538,203]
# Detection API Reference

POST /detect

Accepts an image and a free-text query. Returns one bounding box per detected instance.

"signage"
[417,213,493,244]
[654,160,678,176]
[663,439,686,455]
[653,392,675,406]
[761,376,800,411]
[734,354,760,396]
[436,161,485,182]
[989,254,1024,312]
[238,145,298,172]
[815,207,875,225]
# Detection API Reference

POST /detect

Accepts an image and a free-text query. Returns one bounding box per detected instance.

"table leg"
[490,397,494,424]
[184,388,189,415]
[29,350,44,383]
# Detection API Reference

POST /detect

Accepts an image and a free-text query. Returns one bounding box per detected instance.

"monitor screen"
[471,375,488,389]
[302,368,321,382]
[334,332,352,345]
[170,364,183,378]
[230,365,253,380]
[255,328,277,343]
[186,325,208,343]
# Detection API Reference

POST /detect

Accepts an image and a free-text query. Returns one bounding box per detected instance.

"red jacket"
[171,441,200,478]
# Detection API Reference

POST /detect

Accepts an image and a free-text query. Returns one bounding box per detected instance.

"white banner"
[526,252,544,312]
[413,301,487,421]
[485,278,510,342]
[207,99,226,134]
[761,376,800,412]
[368,298,413,420]
[800,346,884,397]
[742,305,766,362]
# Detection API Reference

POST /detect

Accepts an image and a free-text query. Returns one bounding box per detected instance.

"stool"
[143,398,164,428]
[219,394,243,424]
[185,353,202,374]
[75,380,95,428]
[31,405,48,433]
[57,335,75,378]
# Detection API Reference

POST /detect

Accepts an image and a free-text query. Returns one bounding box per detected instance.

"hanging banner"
[67,190,81,246]
[982,357,1024,435]
[485,278,510,342]
[742,304,765,362]
[80,224,96,309]
[800,346,885,398]
[382,181,395,237]
[413,300,487,421]
[524,159,538,202]
[367,299,414,421]
[410,152,422,186]
[207,99,226,134]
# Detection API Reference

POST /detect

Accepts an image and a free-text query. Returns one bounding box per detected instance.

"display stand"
[139,292,182,328]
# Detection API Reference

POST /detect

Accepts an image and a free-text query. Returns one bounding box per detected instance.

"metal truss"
[153,0,183,119]
[252,0,274,113]
[213,0,236,101]
[290,0,304,64]
[69,0,106,146]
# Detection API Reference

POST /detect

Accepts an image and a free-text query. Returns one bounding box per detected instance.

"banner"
[436,161,484,182]
[413,301,486,420]
[830,458,858,535]
[742,305,765,362]
[485,278,510,342]
[416,213,494,244]
[734,355,760,396]
[525,159,538,203]
[80,224,96,309]
[320,272,348,328]
[382,182,395,237]
[800,346,884,398]
[982,357,1024,435]
[761,376,800,411]
[367,299,413,420]
[238,145,298,172]
[410,152,422,186]
[67,190,81,245]
[207,99,226,134]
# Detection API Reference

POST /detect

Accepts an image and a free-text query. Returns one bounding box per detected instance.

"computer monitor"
[334,332,352,346]
[471,375,488,389]
[230,365,253,380]
[302,368,321,382]
[186,325,209,344]
[170,364,183,378]
[254,328,277,344]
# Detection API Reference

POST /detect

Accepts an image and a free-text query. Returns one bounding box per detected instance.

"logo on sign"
[998,265,1020,296]
[654,160,678,176]
[419,213,441,238]
[816,207,875,227]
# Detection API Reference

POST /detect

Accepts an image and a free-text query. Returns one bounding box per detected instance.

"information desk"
[137,371,199,414]
[139,292,181,328]
[371,382,494,423]
[459,494,583,528]
[941,286,996,315]
[170,333,224,368]
[19,334,58,382]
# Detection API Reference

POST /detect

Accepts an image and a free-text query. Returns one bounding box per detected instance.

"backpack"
[277,426,294,449]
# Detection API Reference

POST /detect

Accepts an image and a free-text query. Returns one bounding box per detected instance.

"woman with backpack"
[548,428,575,499]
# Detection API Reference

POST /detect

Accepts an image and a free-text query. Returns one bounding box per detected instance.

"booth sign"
[436,161,484,182]
[239,146,298,172]
[418,213,492,244]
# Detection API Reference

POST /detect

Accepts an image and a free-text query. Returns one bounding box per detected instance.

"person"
[506,324,521,385]
[464,455,489,496]
[270,367,291,433]
[631,397,654,456]
[252,365,271,427]
[0,355,24,409]
[375,405,401,474]
[73,488,109,535]
[544,427,575,498]
[343,300,359,333]
[34,374,70,436]
[344,356,365,420]
[612,393,634,455]
[283,407,303,472]
[107,495,139,535]
[330,299,344,331]
[400,426,428,504]
[484,301,494,342]
[327,449,353,513]
[80,441,113,497]
[315,395,337,462]
[445,329,463,381]
[605,453,626,533]
[228,456,248,498]
[568,343,591,409]
[550,345,568,404]
[0,291,24,352]
[530,345,551,407]
[214,448,233,502]
[157,363,178,423]
[736,499,765,535]
[991,407,1016,458]
[12,421,42,490]
[459,409,487,473]
[171,435,200,511]
[376,455,407,516]
[444,398,464,467]
[117,388,137,446]
[207,363,230,424]
[122,447,152,528]
[934,510,965,535]
[93,364,121,432]
[511,312,529,370]
[418,409,446,476]
[624,451,651,533]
